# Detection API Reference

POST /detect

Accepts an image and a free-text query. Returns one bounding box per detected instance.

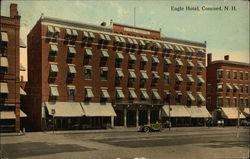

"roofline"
[112,22,160,33]
[40,16,113,33]
[210,60,250,67]
[161,37,206,48]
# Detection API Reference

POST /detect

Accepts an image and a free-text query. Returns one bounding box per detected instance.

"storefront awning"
[162,105,191,117]
[45,102,84,117]
[20,110,27,118]
[81,103,116,117]
[0,111,15,119]
[185,106,210,118]
[241,108,249,117]
[20,87,27,95]
[221,107,245,119]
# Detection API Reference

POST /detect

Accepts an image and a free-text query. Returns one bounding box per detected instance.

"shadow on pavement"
[2,142,96,159]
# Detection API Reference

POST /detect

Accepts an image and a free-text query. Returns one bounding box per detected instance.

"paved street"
[0,127,249,159]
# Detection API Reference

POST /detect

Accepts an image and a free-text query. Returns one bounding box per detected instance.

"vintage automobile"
[139,121,171,133]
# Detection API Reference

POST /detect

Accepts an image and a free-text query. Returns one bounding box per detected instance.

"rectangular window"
[187,60,194,69]
[207,97,211,107]
[226,98,230,107]
[246,72,249,80]
[207,84,212,93]
[240,99,244,107]
[226,83,232,92]
[152,56,159,65]
[198,76,205,87]
[240,72,243,80]
[49,85,59,97]
[0,82,9,100]
[164,73,170,85]
[226,71,230,80]
[164,91,171,103]
[240,86,244,93]
[217,70,223,79]
[67,85,76,101]
[100,67,108,80]
[233,84,239,93]
[128,70,136,80]
[84,48,93,58]
[152,89,161,100]
[84,66,92,80]
[233,98,237,107]
[128,88,137,100]
[68,46,76,58]
[152,72,160,85]
[197,50,204,58]
[216,98,223,107]
[176,93,182,104]
[197,62,204,72]
[0,57,8,74]
[187,75,194,85]
[245,99,249,107]
[116,88,125,99]
[197,93,205,104]
[163,43,173,53]
[164,57,171,65]
[233,72,237,80]
[85,87,94,99]
[100,88,110,103]
[68,64,76,78]
[141,89,149,100]
[49,63,59,78]
[116,68,124,81]
[246,86,249,94]
[217,84,223,92]
[49,44,58,57]
[176,74,183,86]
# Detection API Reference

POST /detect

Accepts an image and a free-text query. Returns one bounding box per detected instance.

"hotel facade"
[206,54,249,125]
[0,4,27,132]
[25,16,210,130]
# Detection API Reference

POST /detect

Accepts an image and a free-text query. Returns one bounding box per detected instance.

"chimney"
[101,22,106,26]
[224,55,229,61]
[207,53,212,65]
[10,4,18,18]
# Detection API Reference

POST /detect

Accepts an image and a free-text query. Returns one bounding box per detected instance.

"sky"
[1,0,249,63]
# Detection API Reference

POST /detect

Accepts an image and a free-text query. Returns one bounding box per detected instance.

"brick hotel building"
[25,15,210,130]
[0,4,27,132]
[206,54,249,125]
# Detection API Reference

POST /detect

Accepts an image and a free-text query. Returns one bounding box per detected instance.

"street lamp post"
[236,93,240,138]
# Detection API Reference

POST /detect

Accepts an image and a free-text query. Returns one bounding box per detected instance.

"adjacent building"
[25,15,210,131]
[0,4,27,132]
[206,54,250,125]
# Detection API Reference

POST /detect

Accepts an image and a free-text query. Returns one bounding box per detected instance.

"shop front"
[161,105,191,127]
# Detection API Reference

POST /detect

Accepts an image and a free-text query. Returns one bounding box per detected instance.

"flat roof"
[161,37,206,48]
[112,22,160,33]
[210,60,250,67]
[39,15,206,48]
[41,16,113,33]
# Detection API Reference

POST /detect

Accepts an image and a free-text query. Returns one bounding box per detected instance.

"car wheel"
[144,127,150,133]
